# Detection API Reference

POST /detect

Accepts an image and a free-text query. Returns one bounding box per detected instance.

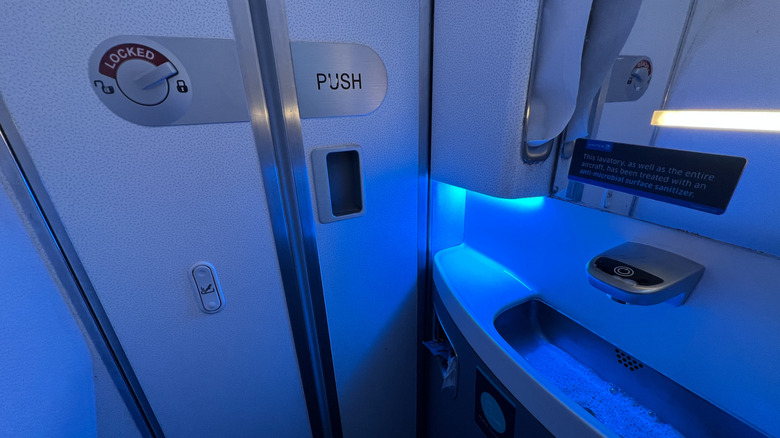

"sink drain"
[615,348,644,371]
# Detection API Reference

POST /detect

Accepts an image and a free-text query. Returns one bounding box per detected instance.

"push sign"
[290,41,388,119]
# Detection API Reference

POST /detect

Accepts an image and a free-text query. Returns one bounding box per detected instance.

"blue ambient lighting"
[435,182,467,208]
[435,182,545,212]
[435,181,545,212]
[430,181,470,250]
[525,344,683,437]
[442,183,550,258]
[467,189,546,212]
[502,269,531,290]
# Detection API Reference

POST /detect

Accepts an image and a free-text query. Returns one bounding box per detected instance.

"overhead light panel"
[651,110,780,133]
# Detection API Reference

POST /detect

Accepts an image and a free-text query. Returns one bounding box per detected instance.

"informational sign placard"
[568,139,747,214]
[290,41,388,119]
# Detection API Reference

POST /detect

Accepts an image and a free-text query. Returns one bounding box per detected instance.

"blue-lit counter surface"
[433,241,773,438]
[433,244,616,437]
[430,185,780,436]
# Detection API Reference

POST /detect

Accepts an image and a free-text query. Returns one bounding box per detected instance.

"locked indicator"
[89,36,192,125]
[176,80,189,93]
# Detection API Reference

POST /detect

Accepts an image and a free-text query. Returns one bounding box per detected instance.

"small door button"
[203,299,220,311]
[190,263,224,313]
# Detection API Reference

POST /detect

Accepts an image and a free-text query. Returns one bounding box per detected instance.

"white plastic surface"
[454,195,779,436]
[433,245,614,438]
[191,262,225,313]
[286,0,420,436]
[525,0,593,146]
[632,0,780,258]
[89,36,192,125]
[0,1,311,436]
[431,0,556,199]
[593,0,691,145]
[0,181,97,437]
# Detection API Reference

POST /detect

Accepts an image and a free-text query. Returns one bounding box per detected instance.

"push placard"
[568,139,746,214]
[290,41,388,119]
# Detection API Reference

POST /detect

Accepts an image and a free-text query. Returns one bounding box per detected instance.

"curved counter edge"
[432,243,616,438]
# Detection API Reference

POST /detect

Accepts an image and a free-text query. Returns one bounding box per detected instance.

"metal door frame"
[229,1,343,437]
[417,0,435,436]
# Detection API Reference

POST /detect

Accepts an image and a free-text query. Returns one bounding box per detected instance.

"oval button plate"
[190,262,224,314]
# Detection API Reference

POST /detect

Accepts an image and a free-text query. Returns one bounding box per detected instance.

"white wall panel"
[633,0,780,257]
[285,1,420,436]
[0,178,97,437]
[0,1,310,436]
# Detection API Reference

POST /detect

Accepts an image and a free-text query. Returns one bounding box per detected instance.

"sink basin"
[494,300,765,438]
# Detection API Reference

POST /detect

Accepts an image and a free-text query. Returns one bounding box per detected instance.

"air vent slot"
[616,348,645,372]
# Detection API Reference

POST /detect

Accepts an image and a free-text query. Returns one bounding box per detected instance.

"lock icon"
[176,80,189,93]
[93,80,115,94]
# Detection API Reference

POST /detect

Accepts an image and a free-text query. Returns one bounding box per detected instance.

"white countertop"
[433,243,617,438]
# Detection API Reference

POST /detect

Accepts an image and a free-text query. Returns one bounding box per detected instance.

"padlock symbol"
[176,80,189,93]
[93,80,114,94]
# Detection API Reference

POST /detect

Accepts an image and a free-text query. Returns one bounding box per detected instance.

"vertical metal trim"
[228,1,343,437]
[0,95,161,437]
[521,0,554,164]
[587,73,612,140]
[649,0,698,146]
[417,0,435,436]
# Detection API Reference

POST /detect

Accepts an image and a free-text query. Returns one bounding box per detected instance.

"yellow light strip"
[651,110,780,133]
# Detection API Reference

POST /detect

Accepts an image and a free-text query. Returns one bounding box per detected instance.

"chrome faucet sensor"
[586,242,704,306]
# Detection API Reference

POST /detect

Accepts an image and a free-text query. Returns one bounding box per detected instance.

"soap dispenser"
[586,242,704,306]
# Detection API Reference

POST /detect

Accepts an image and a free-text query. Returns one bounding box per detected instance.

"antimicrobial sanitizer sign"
[568,139,746,214]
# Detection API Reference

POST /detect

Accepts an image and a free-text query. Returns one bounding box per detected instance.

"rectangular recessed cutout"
[326,150,363,216]
[312,145,365,223]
